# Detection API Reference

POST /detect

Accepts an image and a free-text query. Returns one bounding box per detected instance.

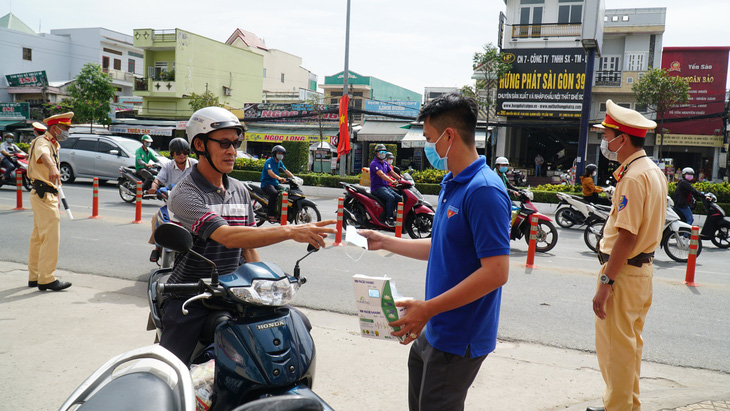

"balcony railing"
[511,23,581,39]
[133,77,176,93]
[103,68,135,83]
[595,71,622,87]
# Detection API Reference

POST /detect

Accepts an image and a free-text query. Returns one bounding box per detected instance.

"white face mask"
[276,154,284,161]
[386,159,393,165]
[600,135,624,162]
[143,141,151,148]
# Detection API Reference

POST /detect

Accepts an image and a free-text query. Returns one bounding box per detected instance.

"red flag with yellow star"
[337,95,350,159]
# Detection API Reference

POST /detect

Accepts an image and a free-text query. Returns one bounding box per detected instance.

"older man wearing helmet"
[161,106,336,363]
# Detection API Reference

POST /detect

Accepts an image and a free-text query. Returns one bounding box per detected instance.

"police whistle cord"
[395,202,404,238]
[684,226,700,287]
[332,197,345,246]
[13,173,25,210]
[524,215,538,269]
[57,186,74,220]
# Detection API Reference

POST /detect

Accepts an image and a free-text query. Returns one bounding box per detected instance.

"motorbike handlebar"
[158,283,201,294]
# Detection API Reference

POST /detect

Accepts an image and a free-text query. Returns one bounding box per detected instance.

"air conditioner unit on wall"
[223,86,232,96]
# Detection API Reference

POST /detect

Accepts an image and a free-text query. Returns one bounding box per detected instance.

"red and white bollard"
[394,202,404,238]
[132,181,143,224]
[684,225,700,287]
[524,215,539,268]
[280,191,289,226]
[89,177,100,219]
[13,173,24,210]
[333,197,344,246]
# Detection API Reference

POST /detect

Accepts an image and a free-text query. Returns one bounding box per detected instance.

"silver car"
[59,134,165,183]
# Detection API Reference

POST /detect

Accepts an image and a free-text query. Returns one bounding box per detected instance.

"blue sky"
[3,0,727,95]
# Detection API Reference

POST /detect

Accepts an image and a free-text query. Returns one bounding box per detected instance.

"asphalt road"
[1,179,728,373]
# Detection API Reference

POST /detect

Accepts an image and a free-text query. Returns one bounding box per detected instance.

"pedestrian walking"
[26,112,74,291]
[588,100,667,411]
[360,94,511,411]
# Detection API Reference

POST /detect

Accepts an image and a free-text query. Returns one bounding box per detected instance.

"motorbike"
[0,151,32,191]
[510,189,558,252]
[152,186,176,268]
[679,193,730,249]
[585,196,703,262]
[243,176,321,226]
[59,344,325,411]
[582,203,611,253]
[147,222,333,411]
[555,187,614,229]
[507,169,526,187]
[118,164,164,203]
[340,172,435,239]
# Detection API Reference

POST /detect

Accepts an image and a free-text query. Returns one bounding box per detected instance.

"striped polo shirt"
[166,165,256,296]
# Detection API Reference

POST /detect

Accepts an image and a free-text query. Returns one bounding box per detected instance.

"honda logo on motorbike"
[257,320,286,330]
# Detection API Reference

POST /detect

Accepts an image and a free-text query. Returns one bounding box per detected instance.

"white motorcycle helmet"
[681,167,695,176]
[186,107,246,173]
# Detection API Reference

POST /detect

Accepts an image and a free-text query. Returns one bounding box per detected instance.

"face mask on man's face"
[5,138,12,144]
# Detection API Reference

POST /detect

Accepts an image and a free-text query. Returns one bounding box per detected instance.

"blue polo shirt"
[425,156,511,358]
[261,157,287,188]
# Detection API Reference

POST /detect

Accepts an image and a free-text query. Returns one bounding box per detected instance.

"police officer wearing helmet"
[260,144,295,223]
[672,167,704,225]
[370,143,401,226]
[135,134,159,191]
[588,100,667,411]
[161,106,335,364]
[494,156,518,194]
[147,137,198,262]
[580,164,611,206]
[26,112,75,291]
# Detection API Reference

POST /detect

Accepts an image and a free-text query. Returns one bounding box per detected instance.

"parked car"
[59,134,166,184]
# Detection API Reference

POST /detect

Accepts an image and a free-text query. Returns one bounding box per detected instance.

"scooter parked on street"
[510,189,558,252]
[147,223,333,411]
[243,176,321,226]
[0,151,32,191]
[340,173,435,239]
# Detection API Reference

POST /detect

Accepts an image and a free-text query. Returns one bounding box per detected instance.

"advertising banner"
[5,71,48,87]
[363,100,420,117]
[661,47,729,137]
[0,102,30,119]
[245,132,337,145]
[243,103,338,123]
[109,125,174,136]
[662,134,723,148]
[496,48,586,118]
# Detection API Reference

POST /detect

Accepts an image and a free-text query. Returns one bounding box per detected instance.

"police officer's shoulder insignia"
[618,195,628,211]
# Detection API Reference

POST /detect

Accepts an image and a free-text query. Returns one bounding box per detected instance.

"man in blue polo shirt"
[360,94,510,410]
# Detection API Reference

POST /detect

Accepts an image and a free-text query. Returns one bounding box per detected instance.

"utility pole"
[339,0,351,177]
[576,48,595,178]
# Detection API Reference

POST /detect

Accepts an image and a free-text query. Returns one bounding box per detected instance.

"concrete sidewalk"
[1,261,728,411]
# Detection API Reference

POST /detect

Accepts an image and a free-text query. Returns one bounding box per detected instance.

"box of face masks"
[352,274,410,342]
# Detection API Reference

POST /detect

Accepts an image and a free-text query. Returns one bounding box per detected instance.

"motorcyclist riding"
[1,132,24,184]
[494,156,519,195]
[385,151,402,175]
[161,106,335,364]
[580,164,611,206]
[370,144,401,227]
[672,167,705,225]
[260,144,295,224]
[135,134,159,191]
[147,137,198,263]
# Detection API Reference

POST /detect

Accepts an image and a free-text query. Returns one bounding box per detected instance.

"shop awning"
[0,120,25,131]
[401,127,489,149]
[357,120,409,142]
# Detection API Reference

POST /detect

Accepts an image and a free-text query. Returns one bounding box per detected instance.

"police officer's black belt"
[32,180,58,199]
[597,252,654,267]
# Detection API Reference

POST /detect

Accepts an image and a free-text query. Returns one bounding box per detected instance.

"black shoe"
[150,248,160,263]
[28,281,38,287]
[38,280,72,291]
[586,407,605,411]
[385,218,396,227]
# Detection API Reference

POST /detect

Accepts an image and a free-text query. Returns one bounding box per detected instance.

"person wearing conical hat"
[587,100,667,411]
[26,112,74,292]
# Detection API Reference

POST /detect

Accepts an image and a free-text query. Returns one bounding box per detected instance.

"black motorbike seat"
[76,372,178,411]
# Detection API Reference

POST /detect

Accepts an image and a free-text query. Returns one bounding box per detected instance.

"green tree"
[188,90,221,112]
[631,67,690,159]
[462,43,512,162]
[42,98,76,118]
[66,63,116,132]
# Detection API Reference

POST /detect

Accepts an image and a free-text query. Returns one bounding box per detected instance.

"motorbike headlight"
[229,278,300,306]
[523,190,534,201]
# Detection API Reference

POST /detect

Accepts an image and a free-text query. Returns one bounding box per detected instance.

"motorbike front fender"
[413,204,434,215]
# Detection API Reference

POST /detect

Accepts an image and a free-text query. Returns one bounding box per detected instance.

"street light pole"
[339,0,351,177]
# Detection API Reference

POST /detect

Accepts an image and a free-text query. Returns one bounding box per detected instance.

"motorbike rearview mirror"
[307,244,319,253]
[293,244,321,281]
[154,223,193,253]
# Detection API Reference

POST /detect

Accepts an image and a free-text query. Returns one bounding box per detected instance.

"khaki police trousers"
[595,263,653,411]
[28,190,60,285]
